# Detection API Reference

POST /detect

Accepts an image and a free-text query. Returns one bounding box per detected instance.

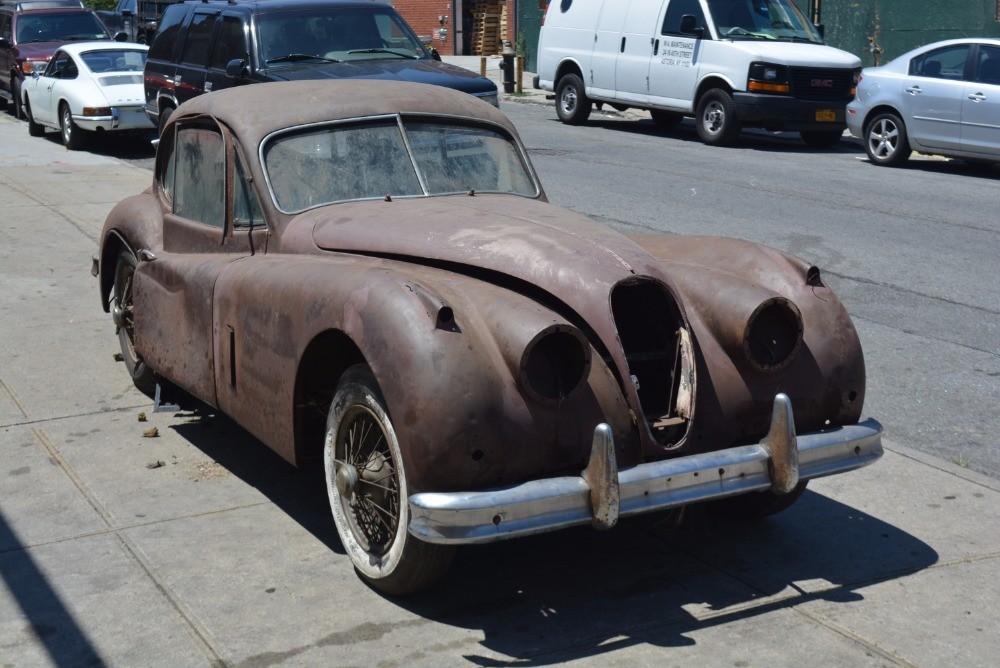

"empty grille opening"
[611,279,688,445]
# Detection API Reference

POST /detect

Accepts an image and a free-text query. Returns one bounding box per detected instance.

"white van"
[535,0,862,146]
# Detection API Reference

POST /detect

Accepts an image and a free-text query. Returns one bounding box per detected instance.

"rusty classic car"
[94,80,883,594]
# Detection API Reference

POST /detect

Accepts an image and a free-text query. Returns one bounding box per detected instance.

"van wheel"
[800,130,843,147]
[695,89,741,146]
[650,110,682,128]
[864,112,911,166]
[555,73,591,125]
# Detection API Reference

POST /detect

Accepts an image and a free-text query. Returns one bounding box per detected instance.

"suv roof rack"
[1,0,86,9]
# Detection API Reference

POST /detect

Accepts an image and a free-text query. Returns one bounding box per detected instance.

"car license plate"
[816,110,837,122]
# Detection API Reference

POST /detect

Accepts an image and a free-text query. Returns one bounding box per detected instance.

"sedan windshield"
[16,12,109,43]
[258,7,428,66]
[263,118,538,212]
[707,0,822,43]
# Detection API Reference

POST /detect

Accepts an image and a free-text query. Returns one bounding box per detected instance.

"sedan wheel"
[865,112,911,166]
[325,365,453,595]
[60,103,87,150]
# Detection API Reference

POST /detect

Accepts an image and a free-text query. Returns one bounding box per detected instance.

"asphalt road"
[33,100,1000,480]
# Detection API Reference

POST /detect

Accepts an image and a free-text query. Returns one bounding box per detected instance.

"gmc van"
[536,0,862,146]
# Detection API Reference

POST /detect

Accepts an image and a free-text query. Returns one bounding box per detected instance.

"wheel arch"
[862,103,906,135]
[554,58,585,88]
[293,329,366,466]
[694,76,735,106]
[98,230,136,313]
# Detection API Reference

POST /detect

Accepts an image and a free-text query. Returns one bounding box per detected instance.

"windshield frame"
[705,0,823,44]
[260,113,541,215]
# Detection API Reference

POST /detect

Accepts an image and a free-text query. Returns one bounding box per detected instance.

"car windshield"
[263,118,538,212]
[16,12,109,43]
[79,49,146,73]
[707,0,822,43]
[257,7,428,66]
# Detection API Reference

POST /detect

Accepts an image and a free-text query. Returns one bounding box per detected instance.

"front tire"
[24,97,44,137]
[325,365,454,595]
[555,73,591,125]
[695,88,741,146]
[864,111,911,166]
[12,77,24,119]
[60,103,87,150]
[113,250,156,395]
[158,105,174,137]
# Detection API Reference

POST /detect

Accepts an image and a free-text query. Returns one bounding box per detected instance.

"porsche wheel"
[695,88,741,146]
[113,250,156,395]
[24,97,44,137]
[60,103,87,150]
[555,73,591,125]
[864,112,911,166]
[324,365,453,595]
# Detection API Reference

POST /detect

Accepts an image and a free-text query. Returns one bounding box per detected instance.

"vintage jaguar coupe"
[94,80,882,594]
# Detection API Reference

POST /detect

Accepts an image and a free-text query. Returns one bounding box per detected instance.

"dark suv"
[144,0,498,134]
[0,0,121,118]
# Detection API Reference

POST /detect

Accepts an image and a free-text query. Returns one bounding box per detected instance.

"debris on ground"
[146,460,165,469]
[137,412,147,422]
[142,427,159,438]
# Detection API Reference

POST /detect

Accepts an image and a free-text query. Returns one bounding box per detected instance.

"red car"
[94,80,883,595]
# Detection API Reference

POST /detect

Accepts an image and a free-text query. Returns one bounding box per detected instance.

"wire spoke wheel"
[324,365,453,595]
[113,250,155,394]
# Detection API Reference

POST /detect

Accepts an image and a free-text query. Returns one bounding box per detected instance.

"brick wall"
[393,0,456,55]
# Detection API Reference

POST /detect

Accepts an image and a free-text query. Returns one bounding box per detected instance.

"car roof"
[57,41,148,56]
[173,80,519,151]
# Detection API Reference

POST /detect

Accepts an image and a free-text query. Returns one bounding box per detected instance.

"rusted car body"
[94,80,882,594]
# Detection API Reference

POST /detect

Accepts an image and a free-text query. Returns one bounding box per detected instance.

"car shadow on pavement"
[160,405,935,665]
[29,129,156,161]
[395,489,938,665]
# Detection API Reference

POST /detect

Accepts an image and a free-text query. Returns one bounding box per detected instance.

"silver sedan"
[847,38,1000,166]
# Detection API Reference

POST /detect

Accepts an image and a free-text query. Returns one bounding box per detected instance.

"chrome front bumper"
[408,394,883,545]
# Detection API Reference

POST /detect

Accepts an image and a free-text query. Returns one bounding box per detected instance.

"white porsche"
[21,42,152,150]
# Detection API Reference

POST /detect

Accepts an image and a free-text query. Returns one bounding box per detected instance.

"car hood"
[726,40,860,68]
[263,59,497,95]
[12,41,63,61]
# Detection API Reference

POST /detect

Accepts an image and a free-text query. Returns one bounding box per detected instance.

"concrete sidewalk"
[1,113,999,667]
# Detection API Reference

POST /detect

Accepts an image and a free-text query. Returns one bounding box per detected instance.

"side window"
[47,52,77,79]
[910,45,971,80]
[210,16,247,70]
[662,0,706,35]
[233,152,264,227]
[975,45,1000,86]
[0,14,11,43]
[173,126,225,226]
[148,6,186,60]
[180,12,217,66]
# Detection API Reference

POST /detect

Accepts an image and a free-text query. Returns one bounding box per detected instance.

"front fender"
[97,190,160,311]
[211,254,635,492]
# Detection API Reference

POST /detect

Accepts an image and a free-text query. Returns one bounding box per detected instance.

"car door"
[0,12,13,96]
[590,0,631,97]
[133,119,267,406]
[173,8,218,106]
[900,43,970,151]
[960,44,1000,158]
[648,0,706,109]
[31,50,74,124]
[203,12,248,95]
[615,0,660,104]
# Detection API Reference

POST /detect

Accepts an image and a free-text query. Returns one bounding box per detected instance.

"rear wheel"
[800,129,843,147]
[325,365,454,595]
[864,111,911,166]
[24,97,44,137]
[12,77,24,119]
[113,250,156,395]
[555,73,591,125]
[695,88,741,146]
[60,103,87,150]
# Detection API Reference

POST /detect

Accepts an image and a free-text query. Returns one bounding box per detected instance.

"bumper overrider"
[409,394,883,544]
